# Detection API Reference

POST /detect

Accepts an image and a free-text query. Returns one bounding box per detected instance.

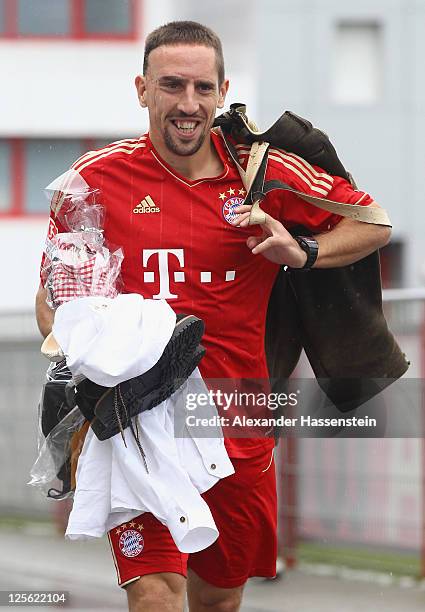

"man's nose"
[176,85,200,115]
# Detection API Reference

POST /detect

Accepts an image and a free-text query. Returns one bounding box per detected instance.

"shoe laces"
[115,385,149,473]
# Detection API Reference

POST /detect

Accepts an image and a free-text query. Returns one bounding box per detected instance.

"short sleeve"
[262,150,374,233]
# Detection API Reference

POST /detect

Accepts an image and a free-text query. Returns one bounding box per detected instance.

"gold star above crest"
[129,521,136,528]
[219,192,226,201]
[115,528,121,534]
[121,524,127,529]
[238,188,246,196]
[138,523,144,531]
[227,187,235,196]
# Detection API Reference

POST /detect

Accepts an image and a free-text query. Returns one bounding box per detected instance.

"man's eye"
[162,82,180,90]
[198,84,214,93]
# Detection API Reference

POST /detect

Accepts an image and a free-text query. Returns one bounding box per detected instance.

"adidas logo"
[133,195,161,214]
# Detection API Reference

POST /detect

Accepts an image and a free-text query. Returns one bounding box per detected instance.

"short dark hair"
[143,21,225,84]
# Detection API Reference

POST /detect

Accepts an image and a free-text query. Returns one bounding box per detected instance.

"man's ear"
[217,79,230,109]
[135,75,148,108]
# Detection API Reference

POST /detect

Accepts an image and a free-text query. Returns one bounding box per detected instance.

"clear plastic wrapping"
[29,361,86,500]
[43,231,123,309]
[32,176,124,498]
[41,185,123,310]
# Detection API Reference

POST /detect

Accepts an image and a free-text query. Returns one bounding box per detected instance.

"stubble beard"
[163,124,207,157]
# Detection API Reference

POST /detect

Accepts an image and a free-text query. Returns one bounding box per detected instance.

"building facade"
[0,0,422,555]
[1,0,423,312]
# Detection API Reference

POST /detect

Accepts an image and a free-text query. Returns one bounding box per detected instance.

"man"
[36,21,390,612]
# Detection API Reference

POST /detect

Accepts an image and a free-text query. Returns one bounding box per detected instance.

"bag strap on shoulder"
[217,106,392,228]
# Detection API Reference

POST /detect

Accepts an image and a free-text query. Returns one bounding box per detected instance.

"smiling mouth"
[170,119,201,136]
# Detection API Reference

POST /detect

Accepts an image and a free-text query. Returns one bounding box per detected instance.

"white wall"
[0,218,48,312]
[0,0,167,137]
[0,0,257,312]
[0,0,256,137]
[2,0,421,310]
[0,42,147,137]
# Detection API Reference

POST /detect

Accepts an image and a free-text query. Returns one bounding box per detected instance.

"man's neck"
[150,133,224,181]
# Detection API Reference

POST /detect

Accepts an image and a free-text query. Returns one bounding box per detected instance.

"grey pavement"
[0,525,424,612]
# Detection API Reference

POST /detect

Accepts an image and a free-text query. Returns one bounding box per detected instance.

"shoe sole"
[159,314,204,381]
[75,313,203,431]
[90,314,205,440]
[91,344,206,441]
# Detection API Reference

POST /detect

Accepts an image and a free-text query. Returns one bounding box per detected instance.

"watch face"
[296,236,318,269]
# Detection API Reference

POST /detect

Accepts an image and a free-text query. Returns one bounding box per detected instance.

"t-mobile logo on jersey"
[143,249,236,299]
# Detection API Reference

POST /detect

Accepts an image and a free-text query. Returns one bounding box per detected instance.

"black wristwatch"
[293,235,319,269]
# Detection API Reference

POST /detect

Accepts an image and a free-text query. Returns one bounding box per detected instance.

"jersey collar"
[145,130,237,188]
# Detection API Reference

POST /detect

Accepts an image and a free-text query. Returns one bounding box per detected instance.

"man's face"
[135,44,229,157]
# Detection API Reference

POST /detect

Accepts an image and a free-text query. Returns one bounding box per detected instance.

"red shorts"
[108,448,277,589]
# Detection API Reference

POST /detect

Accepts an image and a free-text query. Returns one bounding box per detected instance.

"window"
[1,0,138,39]
[25,140,82,213]
[18,0,70,36]
[85,0,131,34]
[0,141,11,212]
[332,21,383,105]
[380,241,404,289]
[0,0,5,34]
[0,137,124,216]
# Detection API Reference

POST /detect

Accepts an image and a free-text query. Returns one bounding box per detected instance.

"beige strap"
[229,140,268,225]
[248,199,267,225]
[244,142,391,227]
[270,186,391,226]
[244,142,269,224]
[245,142,269,190]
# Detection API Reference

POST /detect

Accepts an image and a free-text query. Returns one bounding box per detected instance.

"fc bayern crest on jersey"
[222,197,244,225]
[219,187,246,225]
[119,529,144,558]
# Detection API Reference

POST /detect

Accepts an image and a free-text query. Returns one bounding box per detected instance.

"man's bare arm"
[35,284,54,338]
[312,208,391,268]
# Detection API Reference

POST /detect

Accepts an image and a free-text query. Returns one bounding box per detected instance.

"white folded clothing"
[52,294,176,387]
[66,370,235,554]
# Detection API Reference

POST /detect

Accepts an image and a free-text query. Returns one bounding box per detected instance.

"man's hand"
[232,202,391,268]
[231,205,308,267]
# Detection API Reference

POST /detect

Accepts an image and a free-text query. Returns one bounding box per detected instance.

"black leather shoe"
[91,343,206,441]
[74,313,205,440]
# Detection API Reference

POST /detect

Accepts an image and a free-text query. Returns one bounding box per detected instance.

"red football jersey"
[42,130,373,457]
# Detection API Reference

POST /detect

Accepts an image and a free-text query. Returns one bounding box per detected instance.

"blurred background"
[0,0,425,610]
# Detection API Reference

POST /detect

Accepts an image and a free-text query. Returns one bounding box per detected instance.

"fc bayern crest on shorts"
[119,529,144,558]
[222,196,244,225]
